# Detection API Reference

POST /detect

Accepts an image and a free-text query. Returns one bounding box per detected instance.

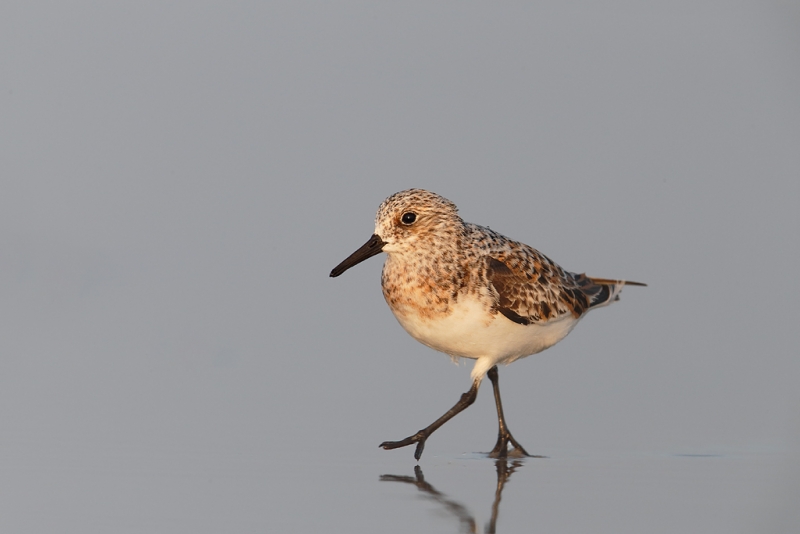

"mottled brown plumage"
[330,188,645,460]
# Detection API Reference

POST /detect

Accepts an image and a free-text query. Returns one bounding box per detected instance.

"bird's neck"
[381,237,468,319]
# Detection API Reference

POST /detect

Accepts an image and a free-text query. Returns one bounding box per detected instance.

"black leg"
[380,378,480,460]
[487,366,533,459]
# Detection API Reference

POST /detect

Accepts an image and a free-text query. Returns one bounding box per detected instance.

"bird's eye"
[401,212,417,225]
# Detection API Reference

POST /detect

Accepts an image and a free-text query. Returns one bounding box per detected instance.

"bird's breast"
[380,253,580,361]
[380,254,464,320]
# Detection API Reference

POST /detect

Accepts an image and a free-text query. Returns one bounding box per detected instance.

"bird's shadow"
[380,458,524,533]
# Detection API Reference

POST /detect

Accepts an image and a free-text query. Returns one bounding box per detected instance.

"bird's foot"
[380,431,429,460]
[488,430,543,459]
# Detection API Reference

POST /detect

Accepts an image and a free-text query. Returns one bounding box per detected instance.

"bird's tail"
[585,277,646,309]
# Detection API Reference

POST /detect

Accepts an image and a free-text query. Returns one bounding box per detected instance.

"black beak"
[330,234,386,277]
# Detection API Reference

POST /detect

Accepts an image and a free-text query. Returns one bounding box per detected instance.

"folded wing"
[486,256,644,326]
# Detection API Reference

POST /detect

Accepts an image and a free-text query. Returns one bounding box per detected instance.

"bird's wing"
[485,256,608,325]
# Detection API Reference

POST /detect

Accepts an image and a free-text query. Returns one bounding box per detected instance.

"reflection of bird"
[331,189,645,460]
[380,460,524,534]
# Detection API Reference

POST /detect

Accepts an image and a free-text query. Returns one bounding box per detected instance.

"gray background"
[2,1,799,532]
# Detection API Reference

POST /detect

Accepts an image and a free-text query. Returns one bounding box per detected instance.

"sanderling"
[330,189,644,460]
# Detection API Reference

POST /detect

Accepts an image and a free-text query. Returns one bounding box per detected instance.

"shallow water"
[0,439,795,533]
[2,1,799,532]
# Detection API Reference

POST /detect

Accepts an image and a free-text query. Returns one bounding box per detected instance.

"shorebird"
[330,189,644,460]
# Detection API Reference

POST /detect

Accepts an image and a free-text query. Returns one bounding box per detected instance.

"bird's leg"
[380,379,480,461]
[487,366,533,459]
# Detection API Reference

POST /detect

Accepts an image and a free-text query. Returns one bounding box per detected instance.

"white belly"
[390,295,580,381]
